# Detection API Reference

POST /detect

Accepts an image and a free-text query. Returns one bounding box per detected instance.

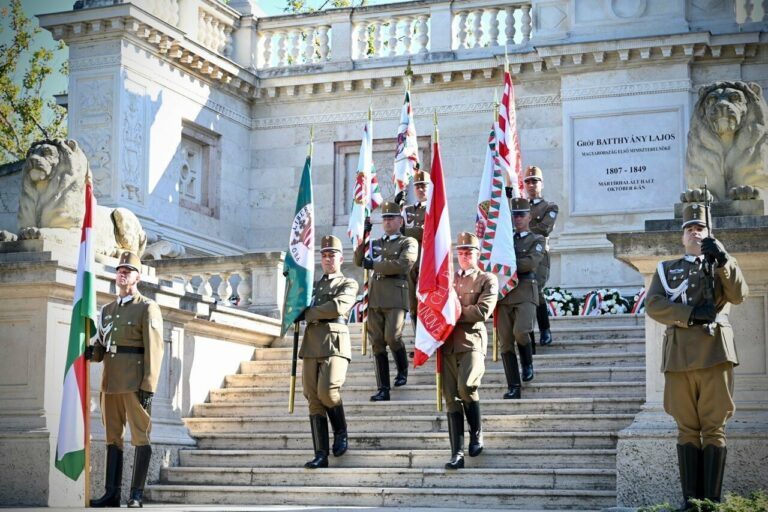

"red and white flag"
[347,119,383,246]
[393,90,420,191]
[55,178,97,481]
[413,137,461,367]
[498,70,524,197]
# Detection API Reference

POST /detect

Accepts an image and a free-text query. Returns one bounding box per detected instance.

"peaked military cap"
[509,197,531,212]
[413,170,431,185]
[320,235,343,253]
[116,251,141,272]
[456,231,479,250]
[682,203,710,229]
[524,166,543,182]
[381,201,402,217]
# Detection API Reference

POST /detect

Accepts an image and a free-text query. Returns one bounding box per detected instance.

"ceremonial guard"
[299,235,358,469]
[354,201,418,401]
[522,166,559,346]
[496,198,545,399]
[400,170,430,339]
[646,204,748,510]
[443,232,498,470]
[86,251,164,508]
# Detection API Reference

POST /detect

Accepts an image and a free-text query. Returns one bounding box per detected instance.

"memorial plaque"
[571,109,684,215]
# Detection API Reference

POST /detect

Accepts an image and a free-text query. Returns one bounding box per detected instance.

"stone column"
[607,201,768,506]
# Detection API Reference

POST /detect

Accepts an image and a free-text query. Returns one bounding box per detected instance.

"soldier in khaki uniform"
[400,170,430,338]
[522,166,559,347]
[646,204,748,509]
[299,235,358,469]
[86,251,164,508]
[443,232,498,470]
[354,201,418,401]
[497,198,545,399]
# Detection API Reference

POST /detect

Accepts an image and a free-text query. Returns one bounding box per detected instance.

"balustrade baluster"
[456,11,468,49]
[262,31,273,68]
[416,15,428,54]
[505,6,517,46]
[218,273,233,305]
[521,5,532,44]
[388,18,399,56]
[487,8,499,47]
[197,274,213,298]
[289,29,301,64]
[236,272,252,308]
[277,30,288,66]
[355,22,368,59]
[472,9,484,48]
[224,26,233,56]
[372,20,383,58]
[401,16,413,55]
[304,26,316,63]
[318,25,330,61]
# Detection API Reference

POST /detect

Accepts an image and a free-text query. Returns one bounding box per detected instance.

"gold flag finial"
[308,126,314,158]
[404,59,414,91]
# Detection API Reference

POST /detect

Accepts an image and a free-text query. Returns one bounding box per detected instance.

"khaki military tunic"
[300,272,358,415]
[354,234,418,354]
[442,269,498,413]
[529,198,558,299]
[91,292,164,448]
[403,202,426,323]
[646,255,748,448]
[497,232,545,352]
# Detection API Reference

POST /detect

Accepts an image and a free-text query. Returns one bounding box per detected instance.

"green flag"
[281,154,315,337]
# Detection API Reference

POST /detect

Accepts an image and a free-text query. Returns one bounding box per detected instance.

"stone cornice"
[561,79,692,102]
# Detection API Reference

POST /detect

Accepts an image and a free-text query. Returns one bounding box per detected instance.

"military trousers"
[407,268,419,326]
[367,307,407,355]
[302,356,349,416]
[664,362,735,448]
[101,391,152,449]
[537,251,550,304]
[441,350,485,413]
[496,300,536,353]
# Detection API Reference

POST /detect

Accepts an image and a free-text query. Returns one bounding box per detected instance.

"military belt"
[112,346,145,354]
[317,317,348,325]
[517,272,536,280]
[374,274,407,280]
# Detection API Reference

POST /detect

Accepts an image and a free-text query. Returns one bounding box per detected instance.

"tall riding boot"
[393,347,409,387]
[444,411,465,469]
[370,352,391,401]
[304,414,329,469]
[702,445,727,503]
[326,403,348,457]
[463,401,484,457]
[676,443,701,511]
[537,303,552,345]
[91,444,123,507]
[520,340,535,382]
[528,332,536,355]
[127,445,151,508]
[501,351,521,399]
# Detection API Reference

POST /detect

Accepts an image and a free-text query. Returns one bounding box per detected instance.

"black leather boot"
[676,443,701,511]
[91,444,123,507]
[463,401,483,457]
[304,414,329,469]
[537,303,552,345]
[520,340,534,382]
[393,347,408,387]
[326,403,348,457]
[501,351,521,399]
[127,444,151,508]
[445,411,465,470]
[370,352,391,401]
[702,445,726,503]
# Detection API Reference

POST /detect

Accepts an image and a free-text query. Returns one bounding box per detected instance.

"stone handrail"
[152,251,286,318]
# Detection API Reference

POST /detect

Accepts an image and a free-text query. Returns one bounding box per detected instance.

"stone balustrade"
[196,0,237,56]
[152,251,286,318]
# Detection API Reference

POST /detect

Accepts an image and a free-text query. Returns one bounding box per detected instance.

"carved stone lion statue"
[685,81,768,200]
[0,139,147,257]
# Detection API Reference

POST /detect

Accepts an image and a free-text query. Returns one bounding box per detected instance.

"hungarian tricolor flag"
[281,151,315,337]
[55,178,97,481]
[393,89,420,191]
[347,118,383,246]
[498,69,524,197]
[413,133,460,367]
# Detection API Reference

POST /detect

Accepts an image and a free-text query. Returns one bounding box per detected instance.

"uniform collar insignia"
[532,198,543,205]
[683,255,702,264]
[516,231,529,238]
[118,294,135,306]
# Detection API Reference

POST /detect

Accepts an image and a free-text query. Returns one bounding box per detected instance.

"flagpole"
[362,108,373,356]
[433,111,443,413]
[84,321,91,506]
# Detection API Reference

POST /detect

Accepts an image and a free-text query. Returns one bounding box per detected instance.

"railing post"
[328,10,353,65]
[429,2,453,53]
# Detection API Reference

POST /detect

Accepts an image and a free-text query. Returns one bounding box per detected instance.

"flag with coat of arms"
[347,118,383,246]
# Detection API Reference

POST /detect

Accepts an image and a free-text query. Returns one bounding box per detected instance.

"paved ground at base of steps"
[5,506,636,512]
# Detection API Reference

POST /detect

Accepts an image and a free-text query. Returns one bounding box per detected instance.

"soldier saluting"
[354,201,418,401]
[86,251,164,508]
[298,235,358,469]
[646,203,748,510]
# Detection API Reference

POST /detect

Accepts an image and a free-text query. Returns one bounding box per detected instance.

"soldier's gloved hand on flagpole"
[84,345,94,361]
[701,237,728,265]
[137,389,153,413]
[364,217,373,233]
[394,190,406,207]
[295,308,307,323]
[505,187,514,198]
[363,257,375,270]
[689,303,717,325]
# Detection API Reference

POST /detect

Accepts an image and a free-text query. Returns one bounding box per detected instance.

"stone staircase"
[148,314,645,510]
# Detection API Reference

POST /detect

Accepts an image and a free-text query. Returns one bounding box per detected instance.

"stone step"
[158,466,616,490]
[192,397,644,418]
[224,366,645,388]
[146,484,616,509]
[178,447,618,469]
[209,381,645,403]
[193,430,619,450]
[240,351,646,374]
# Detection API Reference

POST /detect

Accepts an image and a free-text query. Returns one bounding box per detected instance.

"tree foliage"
[0,0,68,164]
[285,0,368,14]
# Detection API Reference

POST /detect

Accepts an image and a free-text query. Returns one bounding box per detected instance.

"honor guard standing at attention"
[354,201,418,401]
[299,235,358,469]
[522,165,559,347]
[646,204,748,510]
[85,251,164,508]
[443,232,498,470]
[399,170,430,340]
[497,198,545,399]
